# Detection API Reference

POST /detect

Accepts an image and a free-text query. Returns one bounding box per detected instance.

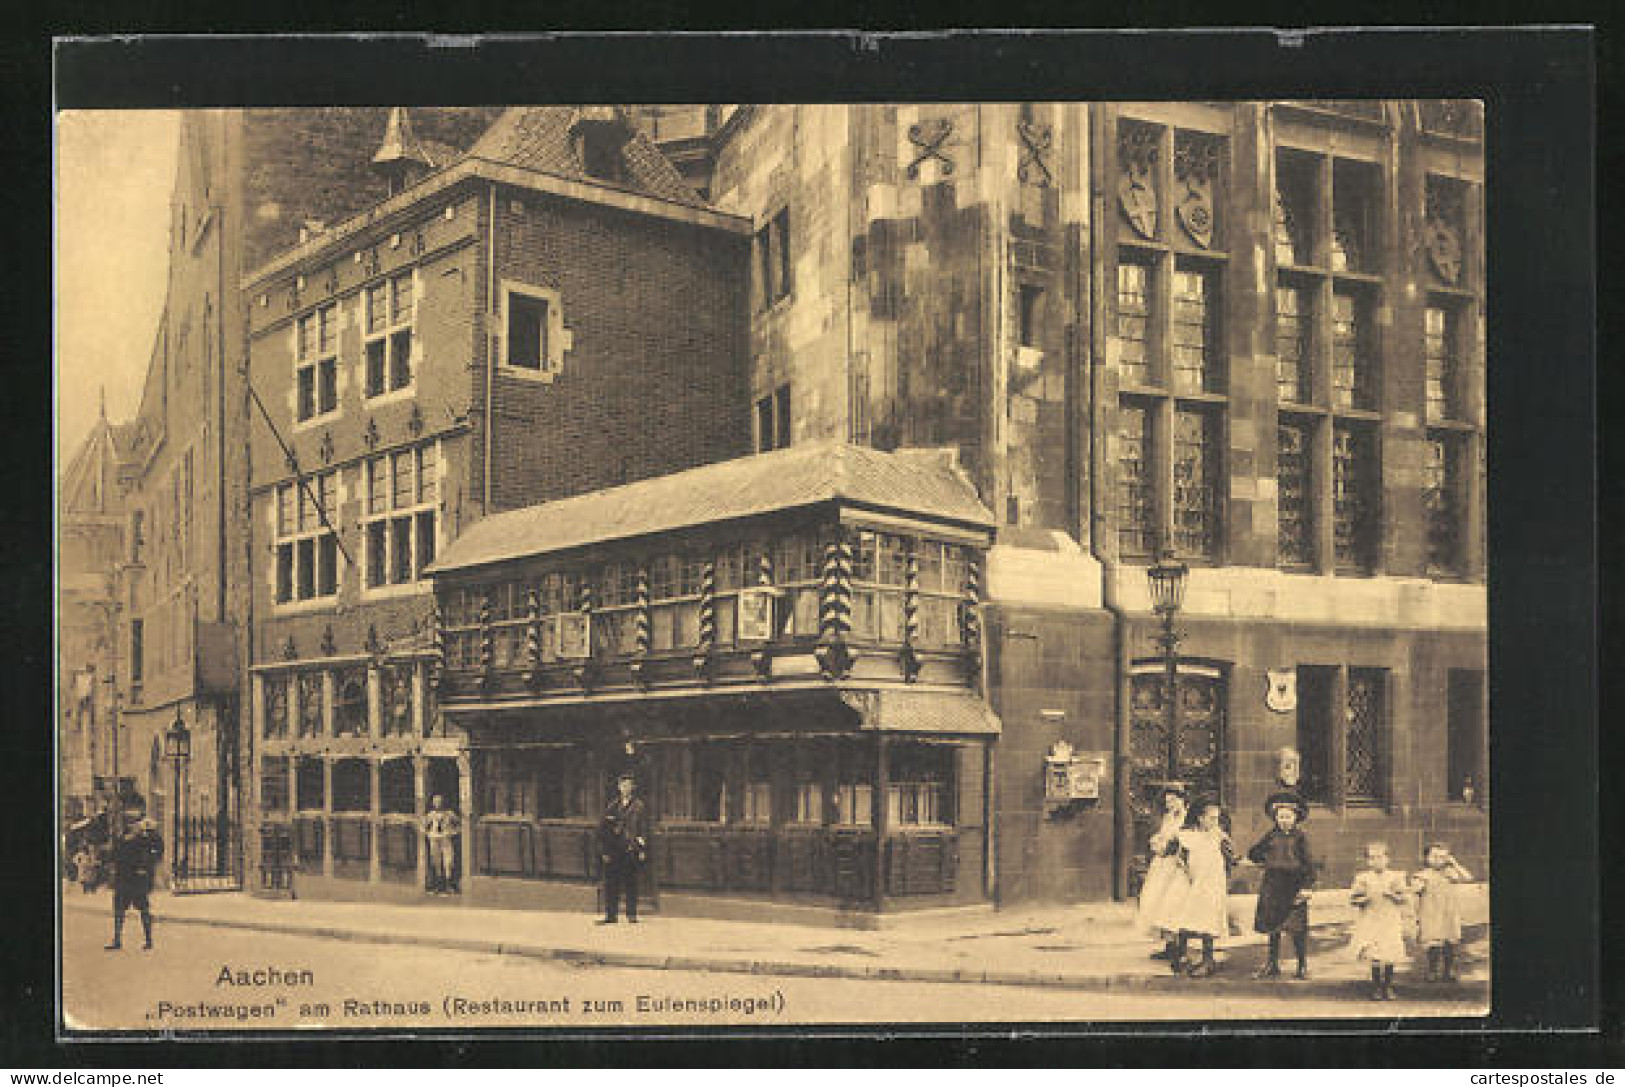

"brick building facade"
[240,107,750,900]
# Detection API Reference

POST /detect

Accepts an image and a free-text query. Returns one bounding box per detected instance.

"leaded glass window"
[1332,423,1377,572]
[1345,668,1386,803]
[1274,152,1316,267]
[1424,433,1463,575]
[1276,284,1311,403]
[334,668,367,737]
[1331,289,1376,410]
[1425,303,1459,421]
[1116,259,1151,387]
[379,662,413,737]
[264,675,289,739]
[1117,402,1156,558]
[297,671,324,737]
[1277,419,1314,568]
[1171,266,1218,394]
[1331,160,1375,274]
[1173,408,1220,559]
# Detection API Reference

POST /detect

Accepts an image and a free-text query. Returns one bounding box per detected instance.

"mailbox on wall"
[1044,741,1107,805]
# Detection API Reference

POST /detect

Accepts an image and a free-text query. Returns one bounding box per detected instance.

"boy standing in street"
[105,796,163,951]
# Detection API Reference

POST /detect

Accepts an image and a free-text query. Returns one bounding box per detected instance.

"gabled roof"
[60,413,136,517]
[429,443,995,577]
[467,106,705,208]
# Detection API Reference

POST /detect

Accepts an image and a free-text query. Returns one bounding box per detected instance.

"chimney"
[569,106,631,184]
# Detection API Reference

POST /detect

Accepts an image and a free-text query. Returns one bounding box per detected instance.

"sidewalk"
[62,883,1489,1001]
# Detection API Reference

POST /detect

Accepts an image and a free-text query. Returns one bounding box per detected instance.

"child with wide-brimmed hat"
[1246,793,1315,979]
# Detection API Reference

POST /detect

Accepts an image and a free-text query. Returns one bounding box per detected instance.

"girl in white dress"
[1135,786,1191,964]
[1410,841,1473,982]
[1172,801,1234,977]
[1348,841,1410,1000]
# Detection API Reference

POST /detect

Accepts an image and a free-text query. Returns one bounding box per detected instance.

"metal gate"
[171,814,244,894]
[1126,664,1226,897]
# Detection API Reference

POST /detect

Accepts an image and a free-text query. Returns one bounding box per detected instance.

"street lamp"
[164,711,191,886]
[1146,545,1190,786]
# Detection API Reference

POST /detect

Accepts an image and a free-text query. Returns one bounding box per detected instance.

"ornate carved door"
[1127,665,1227,896]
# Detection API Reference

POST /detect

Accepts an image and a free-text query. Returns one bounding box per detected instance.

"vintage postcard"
[57,95,1498,1034]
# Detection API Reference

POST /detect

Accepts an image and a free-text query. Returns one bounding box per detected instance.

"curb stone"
[62,896,1487,1003]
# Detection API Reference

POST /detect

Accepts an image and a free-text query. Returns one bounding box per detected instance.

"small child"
[1349,841,1410,1000]
[1410,842,1473,982]
[1136,786,1192,964]
[1171,800,1234,977]
[1247,795,1316,979]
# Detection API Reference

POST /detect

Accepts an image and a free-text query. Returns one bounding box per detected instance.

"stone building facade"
[630,101,1487,901]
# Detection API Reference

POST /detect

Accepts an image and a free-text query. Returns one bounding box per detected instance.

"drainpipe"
[1083,106,1136,903]
[483,183,498,516]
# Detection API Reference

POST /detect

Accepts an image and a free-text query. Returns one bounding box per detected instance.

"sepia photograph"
[55,93,1502,1034]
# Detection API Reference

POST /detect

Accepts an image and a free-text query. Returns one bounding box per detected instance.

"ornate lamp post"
[1145,546,1190,786]
[164,711,191,887]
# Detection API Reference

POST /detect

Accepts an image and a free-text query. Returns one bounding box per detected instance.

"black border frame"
[18,26,1603,1065]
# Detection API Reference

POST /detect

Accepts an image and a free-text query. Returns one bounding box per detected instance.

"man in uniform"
[423,794,461,894]
[598,771,647,924]
[105,795,163,951]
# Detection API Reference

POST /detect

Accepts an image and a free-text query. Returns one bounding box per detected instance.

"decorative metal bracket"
[282,635,298,661]
[319,624,337,657]
[1017,120,1054,187]
[362,417,381,452]
[906,118,954,180]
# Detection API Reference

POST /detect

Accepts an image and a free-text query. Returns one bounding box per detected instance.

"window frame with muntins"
[1110,112,1230,566]
[274,471,340,605]
[1270,137,1388,575]
[363,270,416,400]
[295,303,340,424]
[362,441,438,593]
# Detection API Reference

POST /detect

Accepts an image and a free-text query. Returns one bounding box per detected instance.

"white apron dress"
[1170,827,1231,938]
[1135,812,1191,936]
[1349,869,1410,963]
[1412,867,1466,947]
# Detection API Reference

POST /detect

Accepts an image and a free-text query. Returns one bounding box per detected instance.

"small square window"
[507,293,548,370]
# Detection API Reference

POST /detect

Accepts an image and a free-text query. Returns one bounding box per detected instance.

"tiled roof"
[467,107,704,208]
[429,443,995,576]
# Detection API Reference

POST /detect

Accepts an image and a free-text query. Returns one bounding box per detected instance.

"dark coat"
[1248,826,1315,934]
[109,819,164,893]
[599,795,648,863]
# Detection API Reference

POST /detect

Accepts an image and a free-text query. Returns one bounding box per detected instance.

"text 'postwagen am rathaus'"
[59,101,1486,919]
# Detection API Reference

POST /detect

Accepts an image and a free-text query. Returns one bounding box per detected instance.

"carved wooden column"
[320,757,334,879]
[368,757,382,884]
[412,755,428,892]
[366,664,382,742]
[456,751,474,896]
[629,564,651,685]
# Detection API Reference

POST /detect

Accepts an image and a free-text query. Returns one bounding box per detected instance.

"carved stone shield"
[1265,668,1298,714]
[1176,177,1215,249]
[1425,217,1463,284]
[1118,160,1157,239]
